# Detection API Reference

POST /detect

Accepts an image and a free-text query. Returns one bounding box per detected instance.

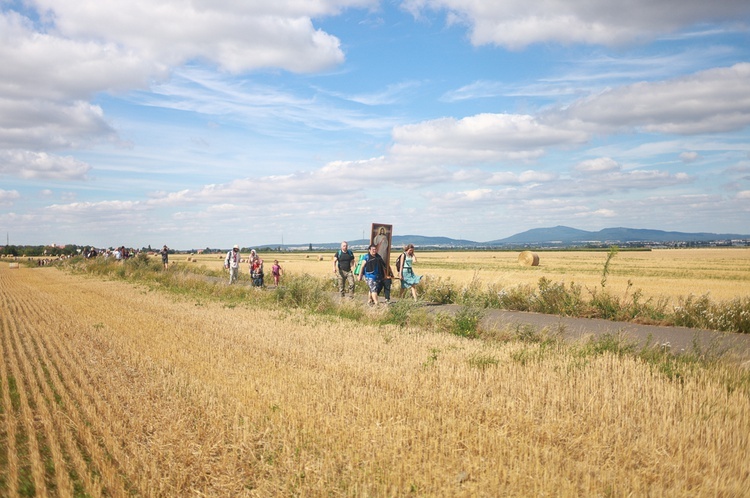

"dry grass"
[186,248,750,302]
[1,263,749,496]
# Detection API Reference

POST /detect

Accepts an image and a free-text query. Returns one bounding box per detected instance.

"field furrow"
[5,299,69,497]
[1,288,46,496]
[6,275,139,496]
[0,295,20,497]
[10,299,99,498]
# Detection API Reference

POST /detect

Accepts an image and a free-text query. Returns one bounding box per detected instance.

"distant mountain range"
[487,226,750,245]
[259,226,750,250]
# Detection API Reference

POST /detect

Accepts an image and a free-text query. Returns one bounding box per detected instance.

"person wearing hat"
[160,244,169,269]
[224,244,242,284]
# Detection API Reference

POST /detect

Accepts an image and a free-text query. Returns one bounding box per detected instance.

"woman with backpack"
[396,243,422,301]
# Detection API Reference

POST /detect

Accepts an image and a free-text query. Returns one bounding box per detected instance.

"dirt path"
[426,303,750,361]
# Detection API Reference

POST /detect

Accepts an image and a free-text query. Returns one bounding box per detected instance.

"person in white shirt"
[224,245,242,284]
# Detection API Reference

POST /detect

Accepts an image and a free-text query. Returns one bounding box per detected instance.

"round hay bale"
[518,251,540,267]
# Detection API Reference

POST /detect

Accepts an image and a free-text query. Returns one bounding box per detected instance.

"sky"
[1,0,750,250]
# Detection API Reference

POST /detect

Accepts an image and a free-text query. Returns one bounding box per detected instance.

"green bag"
[353,254,366,276]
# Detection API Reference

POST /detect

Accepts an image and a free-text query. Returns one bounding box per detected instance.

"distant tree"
[309,243,313,251]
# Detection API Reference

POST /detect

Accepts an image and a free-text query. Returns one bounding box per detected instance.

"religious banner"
[370,223,393,265]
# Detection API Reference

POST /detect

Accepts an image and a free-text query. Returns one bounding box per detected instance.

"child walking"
[271,260,283,286]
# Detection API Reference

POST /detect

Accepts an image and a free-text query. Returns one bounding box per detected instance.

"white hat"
[233,244,239,249]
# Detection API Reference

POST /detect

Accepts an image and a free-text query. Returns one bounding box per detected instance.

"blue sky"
[1,0,749,249]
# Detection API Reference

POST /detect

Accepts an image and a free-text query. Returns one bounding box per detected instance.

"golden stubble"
[1,264,748,496]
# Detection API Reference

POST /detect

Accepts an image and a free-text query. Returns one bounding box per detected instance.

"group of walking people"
[334,241,421,306]
[224,245,283,287]
[221,240,420,305]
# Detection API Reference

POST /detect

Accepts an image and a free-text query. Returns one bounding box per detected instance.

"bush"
[455,272,502,308]
[420,276,455,304]
[381,300,420,327]
[272,273,335,313]
[435,305,484,339]
[497,284,535,311]
[532,277,585,316]
[673,294,750,333]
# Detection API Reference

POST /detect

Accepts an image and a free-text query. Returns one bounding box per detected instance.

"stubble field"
[1,249,749,496]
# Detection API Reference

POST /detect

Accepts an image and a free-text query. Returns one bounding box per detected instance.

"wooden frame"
[370,223,393,265]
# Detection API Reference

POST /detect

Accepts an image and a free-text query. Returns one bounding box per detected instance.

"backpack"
[336,249,353,261]
[353,254,366,275]
[395,252,406,272]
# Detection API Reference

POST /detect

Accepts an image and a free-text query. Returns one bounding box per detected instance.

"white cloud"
[556,63,750,135]
[403,0,750,49]
[590,209,616,217]
[679,151,700,163]
[0,189,21,205]
[0,12,163,102]
[391,113,589,164]
[518,170,558,183]
[0,150,91,180]
[0,99,115,150]
[29,0,372,74]
[574,157,621,173]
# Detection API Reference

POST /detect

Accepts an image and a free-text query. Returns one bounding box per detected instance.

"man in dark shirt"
[333,241,356,298]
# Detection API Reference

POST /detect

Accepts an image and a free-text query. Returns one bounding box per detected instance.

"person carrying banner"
[359,244,387,306]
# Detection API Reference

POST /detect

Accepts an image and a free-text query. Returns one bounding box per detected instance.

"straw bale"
[517,251,540,266]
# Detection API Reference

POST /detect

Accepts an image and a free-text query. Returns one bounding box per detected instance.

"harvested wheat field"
[1,263,749,496]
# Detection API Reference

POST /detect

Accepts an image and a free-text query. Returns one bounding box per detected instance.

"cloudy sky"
[1,0,749,249]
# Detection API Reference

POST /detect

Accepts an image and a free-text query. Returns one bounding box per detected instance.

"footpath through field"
[427,303,750,361]
[164,273,750,361]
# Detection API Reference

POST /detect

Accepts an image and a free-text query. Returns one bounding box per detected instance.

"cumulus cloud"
[555,63,750,135]
[0,12,164,102]
[1,1,374,179]
[574,157,621,173]
[0,99,115,150]
[403,0,750,49]
[391,113,589,163]
[29,0,370,74]
[0,189,21,205]
[679,151,701,162]
[0,150,91,180]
